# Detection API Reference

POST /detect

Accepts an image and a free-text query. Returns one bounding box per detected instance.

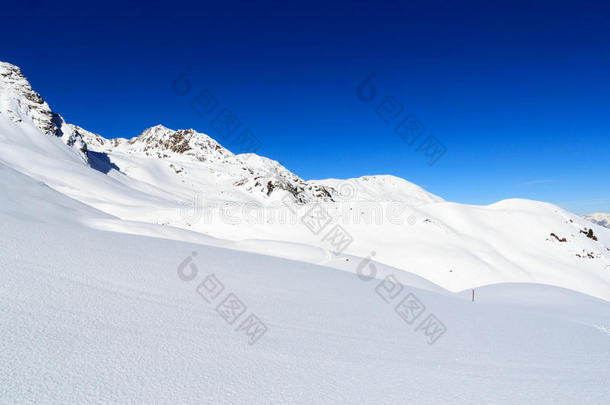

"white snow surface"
[1,161,610,403]
[1,61,610,403]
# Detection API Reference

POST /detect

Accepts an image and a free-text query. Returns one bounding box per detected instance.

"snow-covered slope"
[583,212,610,228]
[1,161,610,404]
[1,60,610,304]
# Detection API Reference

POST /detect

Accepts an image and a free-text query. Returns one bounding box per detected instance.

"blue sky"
[2,0,609,213]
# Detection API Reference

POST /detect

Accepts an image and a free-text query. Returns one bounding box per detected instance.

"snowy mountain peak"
[116,125,234,162]
[310,175,444,206]
[0,61,87,160]
[0,61,55,135]
[74,120,333,204]
[146,124,172,132]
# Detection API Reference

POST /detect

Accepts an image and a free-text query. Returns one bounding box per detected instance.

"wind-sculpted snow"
[1,162,610,403]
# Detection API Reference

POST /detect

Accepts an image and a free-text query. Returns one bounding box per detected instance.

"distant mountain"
[79,122,440,207]
[582,213,610,228]
[81,124,339,204]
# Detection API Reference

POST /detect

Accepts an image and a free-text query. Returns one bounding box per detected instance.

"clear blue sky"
[2,0,609,213]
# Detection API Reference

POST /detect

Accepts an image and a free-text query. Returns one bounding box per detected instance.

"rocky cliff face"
[123,125,233,162]
[0,62,88,160]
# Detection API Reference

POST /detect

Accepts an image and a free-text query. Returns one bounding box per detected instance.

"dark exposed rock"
[580,228,598,241]
[550,233,567,242]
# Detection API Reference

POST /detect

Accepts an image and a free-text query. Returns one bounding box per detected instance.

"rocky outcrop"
[0,62,88,160]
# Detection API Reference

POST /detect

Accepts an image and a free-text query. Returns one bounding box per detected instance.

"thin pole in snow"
[472,289,475,302]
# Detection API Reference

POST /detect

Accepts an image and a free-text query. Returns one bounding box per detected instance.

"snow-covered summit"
[83,124,235,163]
[119,125,234,162]
[311,175,444,206]
[0,62,88,160]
